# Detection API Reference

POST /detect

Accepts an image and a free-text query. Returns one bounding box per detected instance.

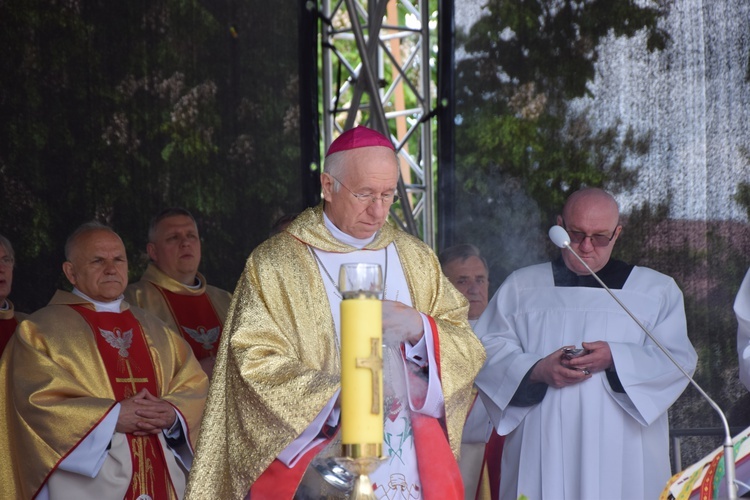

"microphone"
[548,225,738,500]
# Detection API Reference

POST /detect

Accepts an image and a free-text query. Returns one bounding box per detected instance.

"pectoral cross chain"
[356,338,382,414]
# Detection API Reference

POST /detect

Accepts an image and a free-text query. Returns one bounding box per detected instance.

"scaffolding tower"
[319,0,437,247]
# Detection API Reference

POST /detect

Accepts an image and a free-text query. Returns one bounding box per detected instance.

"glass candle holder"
[338,263,383,300]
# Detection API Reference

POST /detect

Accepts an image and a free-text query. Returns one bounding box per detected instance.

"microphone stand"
[548,226,737,500]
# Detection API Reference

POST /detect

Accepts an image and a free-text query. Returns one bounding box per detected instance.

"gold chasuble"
[0,300,26,355]
[0,290,208,499]
[125,264,232,361]
[186,204,486,499]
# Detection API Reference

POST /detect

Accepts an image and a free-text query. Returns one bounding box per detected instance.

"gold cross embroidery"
[356,338,382,414]
[116,360,148,393]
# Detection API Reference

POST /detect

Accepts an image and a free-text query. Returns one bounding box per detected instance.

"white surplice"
[736,269,750,391]
[474,262,697,500]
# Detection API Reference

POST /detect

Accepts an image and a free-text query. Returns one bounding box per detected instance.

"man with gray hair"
[439,244,490,323]
[440,244,502,499]
[187,125,485,499]
[0,234,26,355]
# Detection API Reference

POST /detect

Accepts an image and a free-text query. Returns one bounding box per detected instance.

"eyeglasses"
[0,257,14,267]
[562,219,618,247]
[330,175,399,205]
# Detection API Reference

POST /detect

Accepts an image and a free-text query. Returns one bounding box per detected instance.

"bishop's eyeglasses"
[330,175,399,205]
[562,219,618,247]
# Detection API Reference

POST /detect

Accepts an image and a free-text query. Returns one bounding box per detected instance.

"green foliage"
[454,0,662,229]
[735,181,750,220]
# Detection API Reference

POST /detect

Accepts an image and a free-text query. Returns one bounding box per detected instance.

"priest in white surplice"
[736,268,750,391]
[474,188,697,500]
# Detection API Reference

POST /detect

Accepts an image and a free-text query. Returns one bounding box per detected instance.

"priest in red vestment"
[0,222,208,499]
[0,234,26,355]
[125,207,232,378]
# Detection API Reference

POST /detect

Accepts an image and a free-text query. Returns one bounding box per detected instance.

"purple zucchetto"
[325,126,395,157]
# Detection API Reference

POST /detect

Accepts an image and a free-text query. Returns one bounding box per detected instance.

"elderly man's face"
[0,245,13,303]
[322,146,399,239]
[443,256,489,320]
[557,192,622,275]
[147,215,201,285]
[63,230,128,302]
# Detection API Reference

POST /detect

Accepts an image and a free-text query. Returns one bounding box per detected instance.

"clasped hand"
[115,388,177,436]
[530,341,613,388]
[381,300,424,346]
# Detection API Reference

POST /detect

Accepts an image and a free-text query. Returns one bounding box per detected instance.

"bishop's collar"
[323,212,377,250]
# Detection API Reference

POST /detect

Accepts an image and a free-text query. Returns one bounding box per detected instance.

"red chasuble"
[72,305,176,500]
[0,317,18,356]
[154,286,222,361]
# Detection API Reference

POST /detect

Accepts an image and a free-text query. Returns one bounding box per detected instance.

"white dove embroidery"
[99,328,134,358]
[182,325,220,351]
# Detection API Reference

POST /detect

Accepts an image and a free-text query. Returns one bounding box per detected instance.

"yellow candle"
[340,297,383,453]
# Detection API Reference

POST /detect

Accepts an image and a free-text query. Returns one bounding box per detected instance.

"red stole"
[409,315,464,500]
[0,316,18,356]
[154,286,222,361]
[480,432,504,500]
[250,429,337,499]
[463,391,504,500]
[72,305,175,500]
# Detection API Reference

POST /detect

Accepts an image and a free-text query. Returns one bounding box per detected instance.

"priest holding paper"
[474,188,697,500]
[186,126,486,499]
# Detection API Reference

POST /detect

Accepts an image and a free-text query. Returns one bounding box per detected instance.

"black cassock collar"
[552,256,634,290]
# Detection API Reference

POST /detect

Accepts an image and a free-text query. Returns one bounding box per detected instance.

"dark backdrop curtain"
[0,0,313,311]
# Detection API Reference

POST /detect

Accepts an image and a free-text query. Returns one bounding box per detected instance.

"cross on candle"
[356,338,382,414]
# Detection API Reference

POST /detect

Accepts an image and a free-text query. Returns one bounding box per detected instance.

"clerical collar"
[186,275,202,290]
[72,288,124,313]
[552,256,634,289]
[323,212,376,249]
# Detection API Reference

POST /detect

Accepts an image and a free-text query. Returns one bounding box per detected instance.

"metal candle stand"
[336,445,386,500]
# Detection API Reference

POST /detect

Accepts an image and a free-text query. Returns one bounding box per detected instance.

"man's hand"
[565,341,614,375]
[381,300,424,346]
[115,389,177,436]
[529,347,592,388]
